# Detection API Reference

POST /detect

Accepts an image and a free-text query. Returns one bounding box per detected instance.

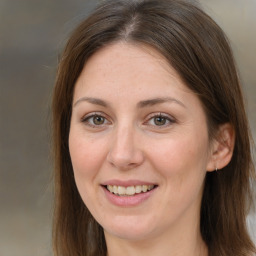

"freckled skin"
[69,42,213,254]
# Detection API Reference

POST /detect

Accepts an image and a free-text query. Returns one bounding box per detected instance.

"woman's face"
[69,42,214,241]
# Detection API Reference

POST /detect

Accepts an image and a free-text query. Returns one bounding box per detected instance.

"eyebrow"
[73,96,186,108]
[73,97,109,107]
[137,97,186,108]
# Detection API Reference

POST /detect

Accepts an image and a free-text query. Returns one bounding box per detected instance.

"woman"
[52,0,256,255]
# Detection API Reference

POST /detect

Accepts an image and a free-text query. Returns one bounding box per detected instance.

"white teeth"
[142,185,147,192]
[106,184,155,196]
[135,185,142,193]
[117,186,126,195]
[107,185,113,193]
[126,186,135,195]
[148,185,154,190]
[113,185,118,194]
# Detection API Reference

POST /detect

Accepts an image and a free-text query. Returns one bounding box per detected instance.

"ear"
[206,123,235,172]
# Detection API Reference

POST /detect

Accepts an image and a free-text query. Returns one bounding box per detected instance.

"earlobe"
[206,123,235,172]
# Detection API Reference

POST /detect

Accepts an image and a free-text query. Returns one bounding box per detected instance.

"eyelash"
[81,112,175,129]
[81,112,111,128]
[144,113,175,128]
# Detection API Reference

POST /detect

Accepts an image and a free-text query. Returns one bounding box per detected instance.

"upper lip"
[101,179,157,187]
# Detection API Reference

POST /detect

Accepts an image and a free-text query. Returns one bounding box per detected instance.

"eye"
[92,115,105,125]
[145,113,175,128]
[153,116,168,126]
[81,113,110,127]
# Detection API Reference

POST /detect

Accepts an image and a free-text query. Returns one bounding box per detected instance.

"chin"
[101,214,158,241]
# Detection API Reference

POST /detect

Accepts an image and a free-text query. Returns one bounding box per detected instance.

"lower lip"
[102,186,157,207]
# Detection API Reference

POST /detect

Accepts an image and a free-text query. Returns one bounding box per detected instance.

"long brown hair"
[52,0,256,255]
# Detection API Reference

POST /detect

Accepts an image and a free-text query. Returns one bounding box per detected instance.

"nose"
[107,125,144,170]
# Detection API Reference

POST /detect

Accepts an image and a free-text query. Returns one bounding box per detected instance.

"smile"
[106,185,156,196]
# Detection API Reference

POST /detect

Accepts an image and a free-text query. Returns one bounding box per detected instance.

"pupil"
[93,116,104,125]
[154,116,166,125]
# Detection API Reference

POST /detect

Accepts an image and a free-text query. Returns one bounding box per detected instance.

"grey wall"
[0,1,98,255]
[0,0,255,255]
[202,0,256,138]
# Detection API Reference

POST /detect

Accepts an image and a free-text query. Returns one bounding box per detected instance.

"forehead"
[74,42,192,100]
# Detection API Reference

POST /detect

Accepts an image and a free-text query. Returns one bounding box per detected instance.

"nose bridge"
[107,121,143,169]
[116,123,133,149]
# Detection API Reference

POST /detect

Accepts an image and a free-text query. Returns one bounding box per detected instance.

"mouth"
[103,184,158,197]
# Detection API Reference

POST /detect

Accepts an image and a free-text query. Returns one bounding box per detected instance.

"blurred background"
[0,0,255,255]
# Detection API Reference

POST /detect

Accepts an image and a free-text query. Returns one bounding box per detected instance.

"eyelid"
[81,111,104,120]
[80,111,175,129]
[81,112,111,127]
[146,112,175,120]
[144,112,176,127]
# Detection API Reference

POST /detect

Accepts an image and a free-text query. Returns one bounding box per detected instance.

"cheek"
[148,132,209,188]
[150,136,208,215]
[68,131,107,188]
[68,133,107,213]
